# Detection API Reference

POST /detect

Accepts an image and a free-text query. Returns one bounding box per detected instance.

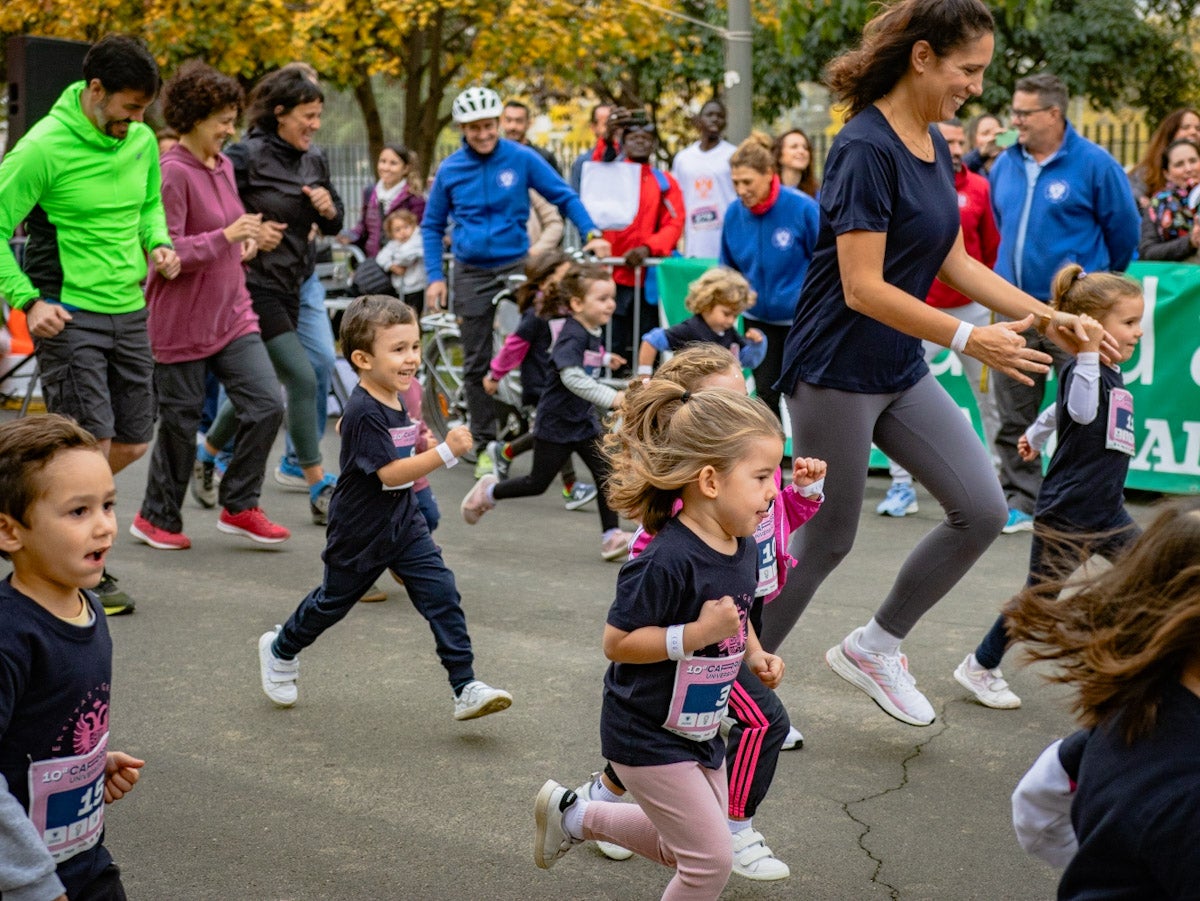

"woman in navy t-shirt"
[758,0,1096,728]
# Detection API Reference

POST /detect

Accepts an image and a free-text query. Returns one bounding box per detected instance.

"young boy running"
[257,295,512,720]
[0,415,145,900]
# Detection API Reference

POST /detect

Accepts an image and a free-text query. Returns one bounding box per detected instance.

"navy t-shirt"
[0,579,114,896]
[1036,362,1133,530]
[323,384,427,572]
[535,316,606,445]
[778,104,960,395]
[663,314,741,357]
[1059,683,1200,899]
[601,518,756,770]
[512,308,562,407]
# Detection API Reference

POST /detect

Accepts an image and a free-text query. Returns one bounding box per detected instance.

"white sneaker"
[954,653,1022,709]
[534,780,582,869]
[825,627,936,726]
[573,775,634,860]
[731,828,791,881]
[460,474,498,525]
[453,679,512,720]
[601,530,633,562]
[781,724,804,750]
[257,627,298,707]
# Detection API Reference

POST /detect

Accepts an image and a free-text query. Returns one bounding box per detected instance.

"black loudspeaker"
[6,36,91,153]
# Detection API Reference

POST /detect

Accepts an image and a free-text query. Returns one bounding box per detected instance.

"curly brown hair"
[162,60,244,136]
[1004,498,1200,744]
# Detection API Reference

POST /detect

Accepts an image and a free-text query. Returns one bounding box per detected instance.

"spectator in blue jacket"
[421,87,610,476]
[720,133,819,421]
[988,72,1140,534]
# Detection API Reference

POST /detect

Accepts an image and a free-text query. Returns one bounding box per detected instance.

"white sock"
[857,618,902,657]
[485,483,497,503]
[592,776,623,803]
[728,817,752,836]
[563,796,588,840]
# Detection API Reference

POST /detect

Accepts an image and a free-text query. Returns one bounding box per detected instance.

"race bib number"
[662,652,744,741]
[582,348,606,375]
[27,732,108,863]
[1105,388,1135,456]
[689,206,719,230]
[754,509,778,598]
[387,423,420,489]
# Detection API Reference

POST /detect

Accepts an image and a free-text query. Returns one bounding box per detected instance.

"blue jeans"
[274,521,475,690]
[284,272,338,465]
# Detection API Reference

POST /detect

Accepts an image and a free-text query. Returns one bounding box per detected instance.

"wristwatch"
[584,229,603,243]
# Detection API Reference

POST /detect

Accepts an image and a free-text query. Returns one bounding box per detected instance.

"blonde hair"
[605,383,782,533]
[644,344,741,392]
[684,267,756,317]
[729,132,776,175]
[1049,263,1142,319]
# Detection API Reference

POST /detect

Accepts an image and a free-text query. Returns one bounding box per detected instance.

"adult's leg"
[106,308,156,473]
[609,284,637,372]
[872,373,1007,638]
[264,331,322,468]
[275,564,384,658]
[453,263,521,451]
[493,439,573,500]
[572,436,619,533]
[140,358,208,533]
[590,761,733,900]
[291,272,337,448]
[211,334,284,513]
[759,382,888,653]
[748,321,789,423]
[725,666,789,819]
[388,515,476,690]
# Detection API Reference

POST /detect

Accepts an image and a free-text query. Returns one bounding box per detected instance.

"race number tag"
[1105,388,1135,456]
[387,423,420,489]
[27,732,108,863]
[662,652,744,741]
[754,509,778,598]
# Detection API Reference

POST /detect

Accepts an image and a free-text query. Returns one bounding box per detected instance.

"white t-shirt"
[671,139,737,259]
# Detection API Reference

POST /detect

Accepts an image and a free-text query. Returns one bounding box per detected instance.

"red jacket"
[927,166,1000,308]
[602,161,685,287]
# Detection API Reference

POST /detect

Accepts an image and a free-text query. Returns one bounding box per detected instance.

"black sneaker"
[97,571,136,616]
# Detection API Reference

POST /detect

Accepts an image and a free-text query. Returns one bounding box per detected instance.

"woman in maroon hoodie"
[132,60,290,550]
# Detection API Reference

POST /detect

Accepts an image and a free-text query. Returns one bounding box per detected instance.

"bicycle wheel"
[421,330,468,441]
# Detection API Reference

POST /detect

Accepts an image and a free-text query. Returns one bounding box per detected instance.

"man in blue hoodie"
[422,87,610,476]
[988,73,1139,534]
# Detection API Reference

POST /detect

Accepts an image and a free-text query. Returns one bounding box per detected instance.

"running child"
[1005,498,1200,894]
[0,415,145,900]
[461,261,632,561]
[533,384,788,898]
[482,250,596,510]
[257,295,511,719]
[575,345,826,881]
[955,264,1145,709]
[375,209,426,312]
[635,267,767,375]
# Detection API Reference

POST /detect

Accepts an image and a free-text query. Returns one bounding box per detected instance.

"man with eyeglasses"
[987,72,1139,534]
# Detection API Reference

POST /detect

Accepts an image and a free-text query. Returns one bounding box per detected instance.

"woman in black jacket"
[203,69,344,524]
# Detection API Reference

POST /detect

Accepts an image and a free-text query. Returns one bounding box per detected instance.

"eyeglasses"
[622,123,656,136]
[1009,105,1053,121]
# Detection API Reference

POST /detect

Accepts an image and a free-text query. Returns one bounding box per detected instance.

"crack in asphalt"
[840,702,952,900]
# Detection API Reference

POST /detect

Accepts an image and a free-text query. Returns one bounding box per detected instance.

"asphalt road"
[74,430,1131,900]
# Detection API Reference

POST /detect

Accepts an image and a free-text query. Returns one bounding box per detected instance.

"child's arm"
[394,234,425,268]
[603,596,740,664]
[488,333,532,383]
[1011,733,1086,869]
[743,620,785,690]
[376,425,472,488]
[1063,313,1105,425]
[778,457,827,529]
[1020,404,1058,460]
[104,751,145,804]
[0,773,65,901]
[560,367,622,410]
[636,329,672,375]
[737,330,768,371]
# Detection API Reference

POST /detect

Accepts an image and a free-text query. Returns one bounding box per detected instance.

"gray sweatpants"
[759,373,1006,653]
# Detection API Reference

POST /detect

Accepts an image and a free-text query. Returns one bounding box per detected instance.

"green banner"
[657,257,1200,495]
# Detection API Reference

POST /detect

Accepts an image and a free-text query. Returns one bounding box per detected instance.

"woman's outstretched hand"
[964,314,1052,386]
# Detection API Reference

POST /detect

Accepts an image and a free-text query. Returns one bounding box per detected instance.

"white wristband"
[666,624,687,661]
[637,364,653,376]
[950,321,974,354]
[435,442,458,468]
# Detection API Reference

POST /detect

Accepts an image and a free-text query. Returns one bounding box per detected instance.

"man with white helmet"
[422,86,611,476]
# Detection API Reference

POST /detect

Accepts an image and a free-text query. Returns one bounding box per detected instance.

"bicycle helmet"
[452,87,504,124]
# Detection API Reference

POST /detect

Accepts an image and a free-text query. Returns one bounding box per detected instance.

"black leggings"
[492,435,617,532]
[505,431,576,486]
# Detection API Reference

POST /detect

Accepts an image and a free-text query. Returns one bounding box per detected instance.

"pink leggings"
[583,760,732,900]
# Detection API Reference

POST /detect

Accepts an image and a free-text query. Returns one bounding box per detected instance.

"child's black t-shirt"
[0,578,114,896]
[601,517,756,770]
[535,316,606,445]
[324,384,427,572]
[663,314,741,357]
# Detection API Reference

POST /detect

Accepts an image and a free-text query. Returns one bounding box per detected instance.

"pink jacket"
[400,380,434,493]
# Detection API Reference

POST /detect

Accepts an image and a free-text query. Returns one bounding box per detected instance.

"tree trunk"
[352,67,384,167]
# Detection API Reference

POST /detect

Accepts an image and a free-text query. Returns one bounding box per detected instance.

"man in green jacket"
[0,34,181,615]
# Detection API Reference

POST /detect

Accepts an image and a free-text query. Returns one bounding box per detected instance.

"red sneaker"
[129,512,191,550]
[217,507,291,544]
